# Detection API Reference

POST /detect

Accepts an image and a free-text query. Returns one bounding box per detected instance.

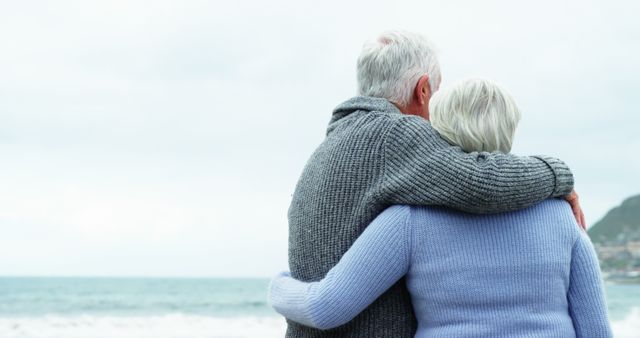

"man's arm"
[567,233,613,337]
[381,116,574,214]
[269,205,412,329]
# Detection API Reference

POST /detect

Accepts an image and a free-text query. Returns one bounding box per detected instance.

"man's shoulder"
[334,108,402,128]
[328,110,434,142]
[327,96,434,136]
[325,110,401,144]
[356,110,429,128]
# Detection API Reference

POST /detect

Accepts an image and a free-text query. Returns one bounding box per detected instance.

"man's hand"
[565,190,586,230]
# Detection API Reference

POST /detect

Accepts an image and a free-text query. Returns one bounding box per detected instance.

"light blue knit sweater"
[270,200,612,337]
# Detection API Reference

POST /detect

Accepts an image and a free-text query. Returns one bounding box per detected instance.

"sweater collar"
[328,96,402,133]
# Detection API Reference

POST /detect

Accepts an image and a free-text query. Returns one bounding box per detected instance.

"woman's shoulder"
[407,199,575,221]
[379,205,413,218]
[534,199,584,240]
[534,198,574,213]
[405,199,581,236]
[528,199,579,228]
[371,205,413,230]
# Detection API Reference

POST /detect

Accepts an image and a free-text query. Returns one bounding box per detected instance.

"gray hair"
[357,31,441,107]
[429,78,521,153]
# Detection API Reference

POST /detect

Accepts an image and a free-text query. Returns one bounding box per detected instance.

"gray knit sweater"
[286,96,574,338]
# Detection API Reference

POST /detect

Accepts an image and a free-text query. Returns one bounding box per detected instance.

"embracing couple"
[269,31,612,337]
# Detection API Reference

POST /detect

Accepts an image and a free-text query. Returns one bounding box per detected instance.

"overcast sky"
[0,0,638,277]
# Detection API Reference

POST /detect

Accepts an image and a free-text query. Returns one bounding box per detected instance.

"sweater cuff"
[268,271,317,327]
[532,155,574,197]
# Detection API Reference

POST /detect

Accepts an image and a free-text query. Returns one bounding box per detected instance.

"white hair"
[429,78,521,153]
[357,31,441,107]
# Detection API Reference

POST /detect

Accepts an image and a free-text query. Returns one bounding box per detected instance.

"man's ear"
[414,75,431,105]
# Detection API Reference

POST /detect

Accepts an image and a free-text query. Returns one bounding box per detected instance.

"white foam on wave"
[611,307,640,338]
[0,314,287,338]
[0,311,637,338]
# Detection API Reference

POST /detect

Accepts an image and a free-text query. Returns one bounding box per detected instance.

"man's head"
[429,78,521,153]
[357,31,441,119]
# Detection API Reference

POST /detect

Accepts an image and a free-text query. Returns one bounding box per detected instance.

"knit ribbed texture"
[568,232,614,337]
[286,96,575,338]
[267,272,316,327]
[274,200,612,337]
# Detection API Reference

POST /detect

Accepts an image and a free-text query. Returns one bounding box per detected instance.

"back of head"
[429,78,521,153]
[357,31,441,107]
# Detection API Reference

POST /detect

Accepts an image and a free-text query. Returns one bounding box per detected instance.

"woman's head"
[429,78,521,153]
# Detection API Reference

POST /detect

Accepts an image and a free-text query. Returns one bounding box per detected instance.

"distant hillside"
[588,194,640,244]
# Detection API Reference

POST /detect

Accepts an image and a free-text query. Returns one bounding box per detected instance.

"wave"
[0,314,286,338]
[0,310,637,338]
[611,307,640,338]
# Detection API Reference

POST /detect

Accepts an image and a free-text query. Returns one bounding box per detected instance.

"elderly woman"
[269,79,612,337]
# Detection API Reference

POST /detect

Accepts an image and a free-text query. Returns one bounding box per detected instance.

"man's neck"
[396,102,428,120]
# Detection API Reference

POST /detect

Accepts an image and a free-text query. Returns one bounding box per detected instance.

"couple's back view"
[274,31,611,337]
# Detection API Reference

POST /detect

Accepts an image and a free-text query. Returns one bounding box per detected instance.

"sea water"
[0,277,637,338]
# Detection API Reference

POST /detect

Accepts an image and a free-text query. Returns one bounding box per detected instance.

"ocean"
[0,277,638,338]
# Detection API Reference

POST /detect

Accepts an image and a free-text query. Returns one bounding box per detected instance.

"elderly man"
[286,31,582,338]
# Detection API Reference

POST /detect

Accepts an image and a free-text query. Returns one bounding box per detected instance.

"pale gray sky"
[0,0,638,277]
